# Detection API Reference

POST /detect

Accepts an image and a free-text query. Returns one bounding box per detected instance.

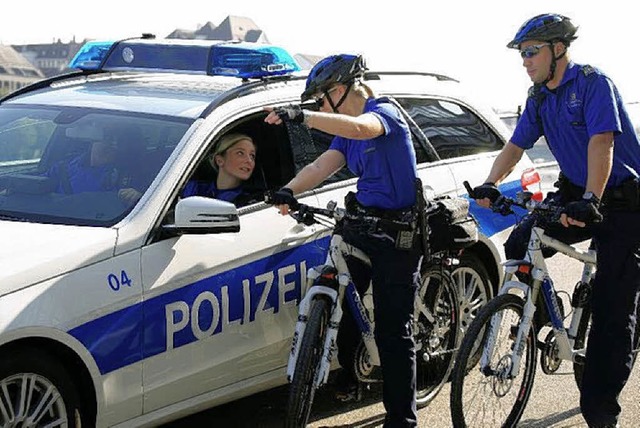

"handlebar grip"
[463,181,476,198]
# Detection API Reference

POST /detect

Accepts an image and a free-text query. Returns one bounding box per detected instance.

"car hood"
[0,220,117,295]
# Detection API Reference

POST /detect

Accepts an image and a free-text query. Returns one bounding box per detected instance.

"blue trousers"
[580,210,640,427]
[503,194,640,427]
[337,223,420,428]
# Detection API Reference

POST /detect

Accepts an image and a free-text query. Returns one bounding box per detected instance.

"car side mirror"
[163,196,240,235]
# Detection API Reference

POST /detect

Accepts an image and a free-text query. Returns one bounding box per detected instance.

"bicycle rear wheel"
[285,296,331,428]
[414,267,459,408]
[450,293,537,428]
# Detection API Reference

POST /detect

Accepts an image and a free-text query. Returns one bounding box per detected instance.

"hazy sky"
[3,1,636,110]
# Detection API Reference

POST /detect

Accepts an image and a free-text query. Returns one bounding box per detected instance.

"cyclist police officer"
[471,14,640,428]
[265,54,421,427]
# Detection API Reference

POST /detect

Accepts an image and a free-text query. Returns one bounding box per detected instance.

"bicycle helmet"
[301,54,367,102]
[507,13,578,49]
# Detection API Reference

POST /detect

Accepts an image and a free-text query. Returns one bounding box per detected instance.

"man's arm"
[585,132,614,199]
[562,132,613,228]
[473,142,525,208]
[485,142,525,185]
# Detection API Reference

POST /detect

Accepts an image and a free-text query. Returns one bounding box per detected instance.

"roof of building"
[0,45,44,78]
[167,15,269,43]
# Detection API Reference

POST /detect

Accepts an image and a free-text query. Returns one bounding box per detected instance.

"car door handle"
[281,223,318,244]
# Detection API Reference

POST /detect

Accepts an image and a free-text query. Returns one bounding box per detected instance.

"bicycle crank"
[540,330,562,374]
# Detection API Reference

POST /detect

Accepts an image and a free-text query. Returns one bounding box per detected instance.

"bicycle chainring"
[354,341,382,383]
[540,329,562,374]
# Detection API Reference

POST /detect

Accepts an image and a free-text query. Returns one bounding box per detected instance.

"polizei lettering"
[164,260,307,351]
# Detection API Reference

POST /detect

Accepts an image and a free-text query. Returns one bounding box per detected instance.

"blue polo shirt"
[46,153,118,194]
[181,179,243,203]
[329,97,417,210]
[511,62,640,187]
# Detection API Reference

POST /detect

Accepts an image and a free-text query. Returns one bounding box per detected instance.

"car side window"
[285,122,356,185]
[180,113,297,207]
[397,98,504,160]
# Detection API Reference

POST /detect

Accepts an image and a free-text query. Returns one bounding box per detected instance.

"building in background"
[0,45,44,97]
[167,15,269,43]
[12,38,86,78]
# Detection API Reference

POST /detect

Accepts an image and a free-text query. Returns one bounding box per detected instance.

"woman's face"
[214,139,256,182]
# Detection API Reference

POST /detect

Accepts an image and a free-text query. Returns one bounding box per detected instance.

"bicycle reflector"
[521,167,543,202]
[68,38,300,79]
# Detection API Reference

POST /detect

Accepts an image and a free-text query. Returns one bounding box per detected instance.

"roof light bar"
[68,41,116,71]
[68,38,300,79]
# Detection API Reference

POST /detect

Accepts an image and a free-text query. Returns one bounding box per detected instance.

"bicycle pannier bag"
[427,196,478,253]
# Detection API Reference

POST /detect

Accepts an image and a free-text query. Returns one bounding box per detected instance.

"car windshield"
[0,105,192,226]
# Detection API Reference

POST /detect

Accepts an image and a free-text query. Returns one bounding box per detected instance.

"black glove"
[270,187,299,209]
[563,198,603,224]
[472,182,501,203]
[274,105,305,123]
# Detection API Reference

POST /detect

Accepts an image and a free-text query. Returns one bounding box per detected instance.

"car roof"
[2,72,254,118]
[1,67,490,124]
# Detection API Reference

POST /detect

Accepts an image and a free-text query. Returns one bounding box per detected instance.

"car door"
[139,117,325,412]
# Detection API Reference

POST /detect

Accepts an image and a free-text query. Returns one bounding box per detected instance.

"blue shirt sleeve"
[368,103,393,137]
[584,74,622,137]
[511,96,543,150]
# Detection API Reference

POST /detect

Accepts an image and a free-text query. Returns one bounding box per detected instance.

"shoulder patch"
[527,85,537,98]
[581,64,597,77]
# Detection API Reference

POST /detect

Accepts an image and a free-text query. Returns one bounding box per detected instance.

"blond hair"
[209,133,255,169]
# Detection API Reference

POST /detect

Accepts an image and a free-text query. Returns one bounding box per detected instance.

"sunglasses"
[313,86,340,108]
[519,43,551,59]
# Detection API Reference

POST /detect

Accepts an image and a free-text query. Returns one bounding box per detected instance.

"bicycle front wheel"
[285,296,331,428]
[414,267,459,408]
[450,293,537,428]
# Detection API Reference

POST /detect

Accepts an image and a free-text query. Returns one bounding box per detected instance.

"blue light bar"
[68,38,300,79]
[68,41,116,70]
[210,43,300,78]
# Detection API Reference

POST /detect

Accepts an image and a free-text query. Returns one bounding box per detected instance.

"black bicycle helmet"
[507,13,578,49]
[301,54,367,102]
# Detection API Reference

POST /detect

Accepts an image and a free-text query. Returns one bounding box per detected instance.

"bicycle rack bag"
[427,196,478,253]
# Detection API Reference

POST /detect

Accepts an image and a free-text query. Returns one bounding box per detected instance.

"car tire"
[0,348,86,427]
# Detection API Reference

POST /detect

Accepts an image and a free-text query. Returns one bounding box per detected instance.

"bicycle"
[282,200,460,428]
[450,181,640,427]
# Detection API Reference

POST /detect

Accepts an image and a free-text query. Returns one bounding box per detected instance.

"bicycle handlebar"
[463,180,563,223]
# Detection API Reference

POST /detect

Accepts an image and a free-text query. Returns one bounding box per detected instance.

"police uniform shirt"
[182,179,243,203]
[511,62,640,187]
[47,152,118,194]
[329,97,418,210]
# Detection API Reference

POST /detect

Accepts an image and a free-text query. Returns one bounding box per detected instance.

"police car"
[0,37,538,427]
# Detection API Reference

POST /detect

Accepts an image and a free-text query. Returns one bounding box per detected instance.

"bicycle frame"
[481,225,597,378]
[286,233,379,388]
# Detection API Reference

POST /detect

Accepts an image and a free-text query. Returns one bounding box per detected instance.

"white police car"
[0,37,538,427]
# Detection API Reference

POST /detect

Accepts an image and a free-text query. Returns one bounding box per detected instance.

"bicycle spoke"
[451,294,536,428]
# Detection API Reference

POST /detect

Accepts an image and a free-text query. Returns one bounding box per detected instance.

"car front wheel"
[0,348,85,428]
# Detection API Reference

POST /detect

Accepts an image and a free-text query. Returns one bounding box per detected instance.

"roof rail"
[200,74,308,118]
[364,71,459,83]
[0,69,101,104]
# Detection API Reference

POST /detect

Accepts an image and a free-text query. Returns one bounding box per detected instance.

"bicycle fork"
[286,265,339,385]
